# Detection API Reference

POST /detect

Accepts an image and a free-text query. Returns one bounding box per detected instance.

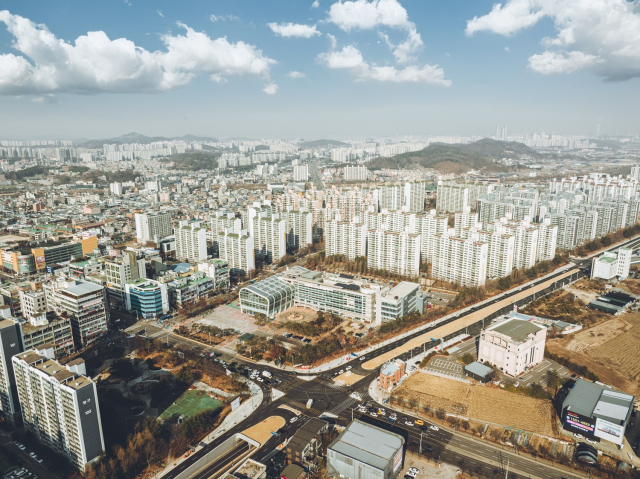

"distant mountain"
[77,132,218,148]
[299,139,348,149]
[367,139,539,173]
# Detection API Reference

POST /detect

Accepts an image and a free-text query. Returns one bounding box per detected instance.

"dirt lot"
[564,317,632,353]
[547,311,640,395]
[394,373,556,437]
[520,288,609,327]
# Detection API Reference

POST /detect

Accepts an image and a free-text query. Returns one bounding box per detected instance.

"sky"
[0,0,639,140]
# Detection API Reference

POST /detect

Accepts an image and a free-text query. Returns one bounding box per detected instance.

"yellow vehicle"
[415,419,424,426]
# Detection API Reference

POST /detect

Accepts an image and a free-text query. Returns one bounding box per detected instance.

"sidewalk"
[156,378,264,478]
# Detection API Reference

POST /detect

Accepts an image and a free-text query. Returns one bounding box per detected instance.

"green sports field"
[160,389,222,422]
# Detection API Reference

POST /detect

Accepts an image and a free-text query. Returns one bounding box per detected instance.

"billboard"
[35,255,46,264]
[564,411,596,435]
[595,418,624,444]
[231,397,241,411]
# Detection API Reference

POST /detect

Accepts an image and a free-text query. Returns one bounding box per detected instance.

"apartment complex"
[12,351,104,470]
[325,220,367,260]
[432,229,488,287]
[135,212,172,243]
[218,229,255,276]
[175,220,207,263]
[367,229,421,277]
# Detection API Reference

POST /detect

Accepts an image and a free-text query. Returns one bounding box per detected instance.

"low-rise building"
[285,418,328,465]
[379,359,405,390]
[167,273,214,308]
[562,379,635,446]
[197,259,230,292]
[477,316,546,376]
[327,420,404,479]
[125,278,169,319]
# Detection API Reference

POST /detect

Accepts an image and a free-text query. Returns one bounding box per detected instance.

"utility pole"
[419,430,423,457]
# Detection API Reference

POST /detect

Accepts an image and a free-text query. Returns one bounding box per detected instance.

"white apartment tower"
[285,209,313,251]
[432,229,488,287]
[109,182,122,196]
[367,229,421,277]
[343,165,368,182]
[293,164,309,182]
[325,220,367,260]
[135,212,172,244]
[12,351,104,470]
[175,220,208,263]
[403,182,425,213]
[254,216,287,263]
[218,229,255,275]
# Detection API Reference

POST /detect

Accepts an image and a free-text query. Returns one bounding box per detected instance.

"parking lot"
[517,359,571,387]
[422,356,466,381]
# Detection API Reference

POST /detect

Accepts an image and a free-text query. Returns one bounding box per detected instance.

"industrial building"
[327,420,404,479]
[562,379,635,446]
[477,315,546,376]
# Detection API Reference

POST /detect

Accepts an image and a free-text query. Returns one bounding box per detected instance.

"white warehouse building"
[591,248,632,280]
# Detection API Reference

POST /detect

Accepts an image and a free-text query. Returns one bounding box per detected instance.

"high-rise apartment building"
[343,165,368,182]
[432,230,488,287]
[293,164,309,182]
[218,229,255,276]
[0,317,24,425]
[135,212,172,244]
[175,220,208,263]
[367,229,421,277]
[325,220,367,260]
[109,182,122,196]
[12,351,104,470]
[253,216,287,263]
[403,181,425,213]
[285,209,313,251]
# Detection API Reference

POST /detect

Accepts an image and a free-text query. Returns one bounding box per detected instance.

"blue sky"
[0,0,638,140]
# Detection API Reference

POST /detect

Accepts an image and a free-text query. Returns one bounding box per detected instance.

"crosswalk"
[329,397,358,416]
[278,397,324,417]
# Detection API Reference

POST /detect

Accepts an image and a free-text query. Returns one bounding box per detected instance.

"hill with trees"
[367,138,539,174]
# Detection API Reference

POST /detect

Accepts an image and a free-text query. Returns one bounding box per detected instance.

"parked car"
[430,425,439,431]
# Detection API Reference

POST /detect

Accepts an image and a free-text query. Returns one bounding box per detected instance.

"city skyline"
[0,0,639,139]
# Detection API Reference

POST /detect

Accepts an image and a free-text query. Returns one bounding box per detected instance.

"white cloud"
[287,71,306,78]
[210,14,240,22]
[267,22,321,38]
[263,83,278,94]
[466,0,543,37]
[327,33,337,49]
[504,46,510,52]
[311,0,320,8]
[465,0,640,80]
[327,0,423,62]
[0,11,276,95]
[157,10,164,18]
[318,45,451,86]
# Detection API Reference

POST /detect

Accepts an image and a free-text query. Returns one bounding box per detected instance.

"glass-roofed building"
[239,273,295,318]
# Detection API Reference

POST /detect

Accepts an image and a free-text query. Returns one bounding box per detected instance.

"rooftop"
[564,379,635,424]
[486,318,544,343]
[329,420,404,471]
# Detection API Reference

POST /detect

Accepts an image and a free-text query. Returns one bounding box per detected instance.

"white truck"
[306,399,314,409]
[262,370,272,379]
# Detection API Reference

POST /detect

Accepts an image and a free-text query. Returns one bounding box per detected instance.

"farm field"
[547,311,640,395]
[393,373,556,436]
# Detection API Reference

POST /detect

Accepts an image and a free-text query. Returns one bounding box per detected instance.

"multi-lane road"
[152,235,640,479]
